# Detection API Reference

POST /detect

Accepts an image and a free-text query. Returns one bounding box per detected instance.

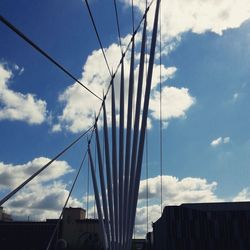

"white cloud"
[134,204,160,236]
[52,33,187,133]
[5,181,83,221]
[139,175,220,204]
[223,137,230,144]
[1,157,82,221]
[211,137,223,147]
[0,63,47,124]
[155,36,182,59]
[54,35,193,133]
[233,92,239,100]
[54,43,124,133]
[150,66,177,90]
[0,157,74,190]
[210,136,230,147]
[149,86,196,122]
[55,0,250,134]
[83,194,96,204]
[233,188,250,202]
[51,123,62,133]
[124,0,250,38]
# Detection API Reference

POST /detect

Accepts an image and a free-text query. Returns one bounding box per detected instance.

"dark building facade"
[151,202,250,250]
[0,207,12,222]
[0,207,104,250]
[0,220,59,250]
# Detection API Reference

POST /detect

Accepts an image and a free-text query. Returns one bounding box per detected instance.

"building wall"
[62,208,103,249]
[153,202,250,250]
[62,218,102,249]
[0,207,103,250]
[0,221,58,250]
[0,207,3,221]
[63,207,86,222]
[0,207,12,222]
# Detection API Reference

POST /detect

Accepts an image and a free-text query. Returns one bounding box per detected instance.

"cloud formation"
[54,38,194,133]
[53,43,122,133]
[233,188,250,202]
[0,157,73,190]
[210,136,230,147]
[139,175,220,204]
[0,64,47,124]
[125,0,250,38]
[5,182,82,221]
[150,86,195,122]
[53,0,250,133]
[1,157,81,221]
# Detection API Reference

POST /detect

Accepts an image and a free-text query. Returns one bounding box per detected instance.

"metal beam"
[111,81,119,248]
[103,100,115,249]
[127,1,161,248]
[118,60,125,248]
[88,145,108,249]
[125,16,147,248]
[123,39,135,246]
[95,123,111,248]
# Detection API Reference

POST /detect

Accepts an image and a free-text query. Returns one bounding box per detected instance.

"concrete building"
[151,202,250,250]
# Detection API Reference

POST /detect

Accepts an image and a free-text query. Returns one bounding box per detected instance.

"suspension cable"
[0,15,102,101]
[1,0,155,153]
[87,140,90,219]
[94,136,97,219]
[131,0,135,33]
[0,126,93,206]
[85,0,155,145]
[113,0,123,54]
[86,144,90,235]
[159,0,163,215]
[46,148,88,250]
[144,0,149,237]
[131,0,135,132]
[84,0,112,77]
[146,129,149,234]
[0,0,153,204]
[0,0,156,225]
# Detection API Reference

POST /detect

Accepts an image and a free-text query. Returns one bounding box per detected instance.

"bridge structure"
[0,0,162,249]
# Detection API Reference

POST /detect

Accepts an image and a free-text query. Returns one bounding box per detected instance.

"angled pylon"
[90,1,161,249]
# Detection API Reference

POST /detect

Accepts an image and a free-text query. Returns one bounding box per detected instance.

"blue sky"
[1,0,250,237]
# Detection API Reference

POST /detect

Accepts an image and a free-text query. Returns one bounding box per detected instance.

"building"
[0,207,12,222]
[0,207,104,250]
[0,219,58,250]
[61,207,104,249]
[142,232,153,250]
[151,202,250,250]
[132,238,146,249]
